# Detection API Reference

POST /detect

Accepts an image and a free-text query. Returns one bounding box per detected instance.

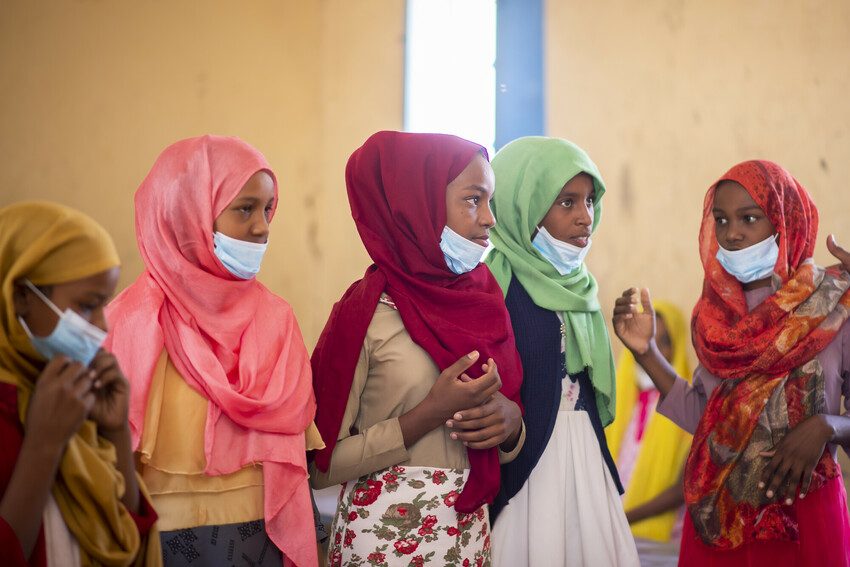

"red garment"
[0,383,157,566]
[104,135,316,567]
[687,160,850,549]
[679,475,850,567]
[311,131,523,513]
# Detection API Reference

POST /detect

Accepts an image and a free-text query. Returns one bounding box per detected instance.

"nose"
[251,212,270,243]
[576,202,593,227]
[91,308,108,333]
[480,200,496,229]
[725,221,745,244]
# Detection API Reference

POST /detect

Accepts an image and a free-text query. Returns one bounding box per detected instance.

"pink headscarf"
[106,135,317,567]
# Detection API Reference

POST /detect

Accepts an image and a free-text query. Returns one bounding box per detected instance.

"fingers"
[443,351,480,380]
[447,403,496,431]
[827,234,850,269]
[456,425,506,449]
[640,288,654,316]
[71,369,96,398]
[800,463,816,498]
[613,288,642,319]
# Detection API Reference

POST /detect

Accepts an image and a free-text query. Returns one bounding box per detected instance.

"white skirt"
[492,410,639,567]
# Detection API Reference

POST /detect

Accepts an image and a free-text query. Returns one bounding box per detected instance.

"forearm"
[0,438,64,558]
[398,397,445,448]
[625,480,685,524]
[101,425,139,513]
[310,418,410,489]
[634,341,681,397]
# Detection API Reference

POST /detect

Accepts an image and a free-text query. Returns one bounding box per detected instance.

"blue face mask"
[18,280,106,367]
[439,226,487,275]
[716,233,779,283]
[213,232,268,280]
[532,226,592,275]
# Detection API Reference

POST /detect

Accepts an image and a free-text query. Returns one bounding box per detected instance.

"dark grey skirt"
[160,520,282,566]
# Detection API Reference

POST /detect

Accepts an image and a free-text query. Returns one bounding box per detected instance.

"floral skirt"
[327,465,491,566]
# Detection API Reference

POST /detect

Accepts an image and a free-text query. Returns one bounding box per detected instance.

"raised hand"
[612,287,656,355]
[827,234,850,273]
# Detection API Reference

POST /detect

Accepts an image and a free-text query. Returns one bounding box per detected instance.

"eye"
[714,216,727,225]
[585,196,594,207]
[465,195,481,206]
[238,205,253,216]
[559,198,573,208]
[77,303,97,316]
[743,214,758,224]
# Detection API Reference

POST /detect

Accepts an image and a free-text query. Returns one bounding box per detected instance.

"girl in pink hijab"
[106,135,320,567]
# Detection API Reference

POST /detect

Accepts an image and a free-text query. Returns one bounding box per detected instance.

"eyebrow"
[232,196,275,205]
[558,190,595,199]
[712,205,763,214]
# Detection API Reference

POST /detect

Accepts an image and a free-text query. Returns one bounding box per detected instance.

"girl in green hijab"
[476,137,638,565]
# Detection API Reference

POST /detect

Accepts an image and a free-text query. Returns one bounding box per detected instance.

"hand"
[26,355,96,453]
[612,287,656,355]
[827,234,850,273]
[87,350,130,433]
[445,390,522,450]
[424,352,502,423]
[759,414,833,504]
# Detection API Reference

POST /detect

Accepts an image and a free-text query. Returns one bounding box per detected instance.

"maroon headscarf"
[312,131,523,513]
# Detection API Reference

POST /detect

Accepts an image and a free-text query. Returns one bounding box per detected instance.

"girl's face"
[536,172,595,247]
[445,153,496,247]
[213,171,276,244]
[13,268,120,337]
[712,181,776,250]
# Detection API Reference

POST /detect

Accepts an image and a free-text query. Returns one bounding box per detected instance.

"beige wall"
[545,0,850,357]
[3,1,849,352]
[0,1,404,347]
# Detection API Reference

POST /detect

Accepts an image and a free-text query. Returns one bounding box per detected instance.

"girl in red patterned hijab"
[613,160,850,566]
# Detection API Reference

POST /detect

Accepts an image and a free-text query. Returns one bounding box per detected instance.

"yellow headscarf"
[0,201,160,566]
[605,300,692,543]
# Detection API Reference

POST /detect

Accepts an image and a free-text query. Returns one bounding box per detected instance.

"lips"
[472,236,490,247]
[568,235,591,247]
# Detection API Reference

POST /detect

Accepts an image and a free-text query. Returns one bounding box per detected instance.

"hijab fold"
[105,136,316,567]
[0,201,160,566]
[312,131,523,513]
[485,137,616,425]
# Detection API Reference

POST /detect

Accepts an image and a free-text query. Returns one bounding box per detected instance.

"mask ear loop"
[18,279,64,340]
[23,279,64,318]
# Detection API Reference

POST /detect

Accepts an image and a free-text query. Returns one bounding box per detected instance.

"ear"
[11,280,30,320]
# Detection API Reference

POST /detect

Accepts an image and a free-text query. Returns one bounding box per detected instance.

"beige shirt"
[311,299,525,489]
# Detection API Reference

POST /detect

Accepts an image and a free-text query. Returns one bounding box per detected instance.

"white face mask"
[634,366,655,392]
[213,232,268,279]
[18,279,107,367]
[715,234,779,283]
[531,225,592,276]
[439,226,487,275]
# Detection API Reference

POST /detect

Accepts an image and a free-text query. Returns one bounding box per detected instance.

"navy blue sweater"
[490,277,623,522]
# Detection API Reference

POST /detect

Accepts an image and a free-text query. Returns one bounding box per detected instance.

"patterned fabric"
[160,520,282,566]
[688,160,850,549]
[327,466,490,567]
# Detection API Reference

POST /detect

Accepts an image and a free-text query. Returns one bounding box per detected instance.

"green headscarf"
[486,137,616,425]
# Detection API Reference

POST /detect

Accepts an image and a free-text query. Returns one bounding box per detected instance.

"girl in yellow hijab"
[0,201,160,566]
[606,300,692,544]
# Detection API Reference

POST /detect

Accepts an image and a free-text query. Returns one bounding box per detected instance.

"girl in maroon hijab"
[311,131,525,566]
